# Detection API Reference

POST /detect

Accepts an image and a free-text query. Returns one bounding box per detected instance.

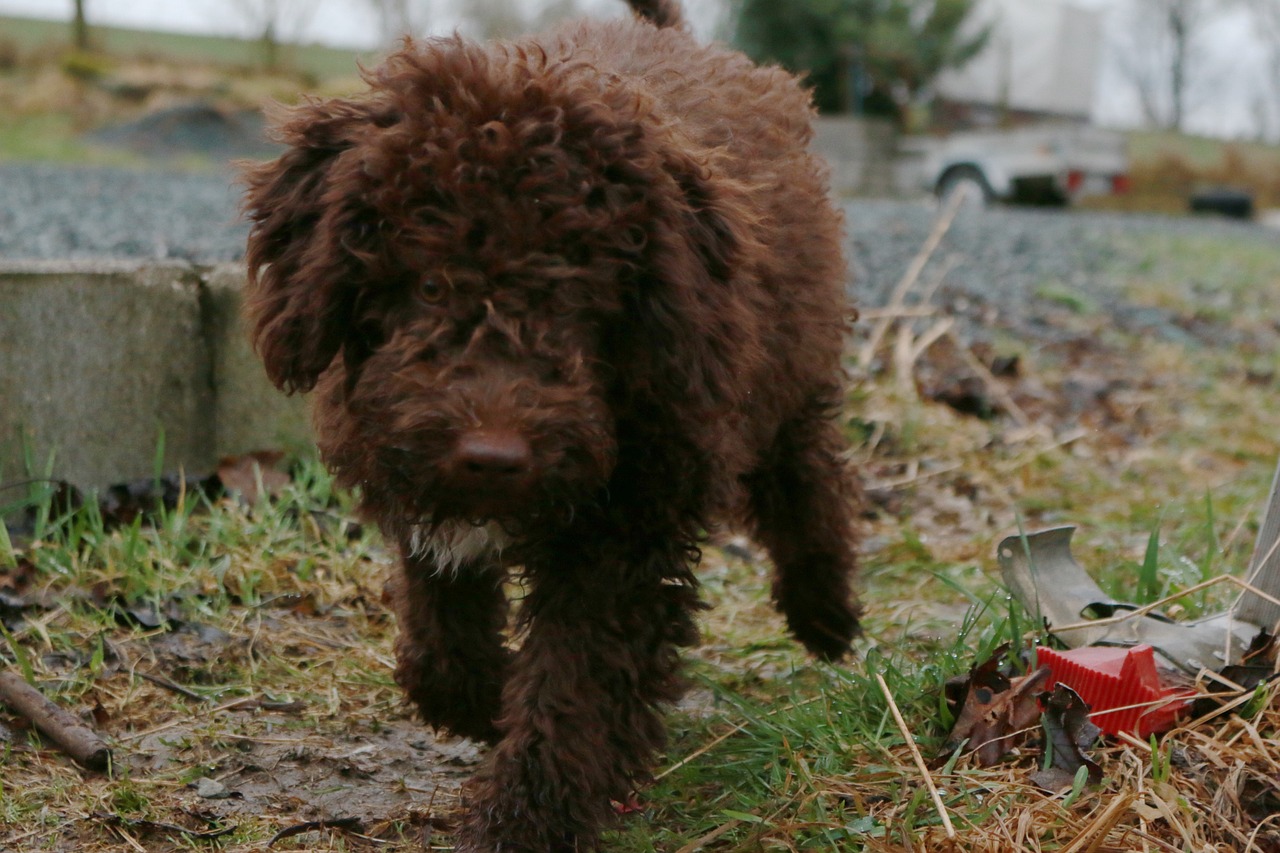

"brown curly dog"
[241,0,862,848]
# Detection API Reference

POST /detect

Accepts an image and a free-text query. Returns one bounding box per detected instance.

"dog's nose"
[454,430,533,478]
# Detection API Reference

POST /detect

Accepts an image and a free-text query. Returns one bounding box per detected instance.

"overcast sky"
[0,0,645,46]
[0,0,1271,139]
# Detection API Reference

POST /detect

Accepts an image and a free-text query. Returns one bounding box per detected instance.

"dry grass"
[1084,133,1280,215]
[3,192,1280,853]
[615,197,1280,851]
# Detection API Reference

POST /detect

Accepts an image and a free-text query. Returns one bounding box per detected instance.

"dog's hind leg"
[389,554,510,744]
[746,402,863,660]
[456,536,701,851]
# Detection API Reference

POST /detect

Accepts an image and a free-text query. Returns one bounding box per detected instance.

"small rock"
[193,777,231,799]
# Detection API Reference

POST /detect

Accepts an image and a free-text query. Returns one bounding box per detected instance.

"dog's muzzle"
[438,427,539,518]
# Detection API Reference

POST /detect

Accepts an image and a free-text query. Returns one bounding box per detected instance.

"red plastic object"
[1035,644,1194,738]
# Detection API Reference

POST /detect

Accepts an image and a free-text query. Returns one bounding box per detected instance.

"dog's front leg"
[390,553,510,744]
[455,540,702,852]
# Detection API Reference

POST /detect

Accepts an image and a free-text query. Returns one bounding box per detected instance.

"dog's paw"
[788,598,862,661]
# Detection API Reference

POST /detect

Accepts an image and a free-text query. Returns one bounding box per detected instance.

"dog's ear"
[241,98,394,393]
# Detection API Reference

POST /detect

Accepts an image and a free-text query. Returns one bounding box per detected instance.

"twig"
[995,427,1088,473]
[857,306,940,320]
[893,323,915,393]
[857,191,965,368]
[655,695,823,781]
[135,671,207,702]
[875,673,956,840]
[674,818,742,853]
[910,317,956,365]
[653,722,746,781]
[1051,574,1280,636]
[118,695,275,742]
[269,817,363,846]
[866,461,964,491]
[109,826,148,853]
[0,670,111,771]
[918,253,960,305]
[1059,791,1133,853]
[893,317,956,393]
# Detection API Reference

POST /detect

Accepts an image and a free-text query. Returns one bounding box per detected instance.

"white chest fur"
[408,520,510,575]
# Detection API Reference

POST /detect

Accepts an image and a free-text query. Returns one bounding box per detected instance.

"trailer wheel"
[937,166,993,209]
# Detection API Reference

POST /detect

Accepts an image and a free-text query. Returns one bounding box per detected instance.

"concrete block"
[0,262,311,491]
[0,262,212,488]
[812,116,900,197]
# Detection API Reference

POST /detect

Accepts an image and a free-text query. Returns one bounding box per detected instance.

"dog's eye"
[421,274,447,303]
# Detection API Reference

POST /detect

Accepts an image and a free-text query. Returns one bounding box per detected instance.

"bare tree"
[456,0,530,39]
[224,0,321,70]
[528,0,590,31]
[1113,0,1227,131]
[73,0,90,51]
[366,0,435,43]
[1250,0,1280,139]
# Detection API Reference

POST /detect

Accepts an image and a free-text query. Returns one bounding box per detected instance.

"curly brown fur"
[241,1,863,849]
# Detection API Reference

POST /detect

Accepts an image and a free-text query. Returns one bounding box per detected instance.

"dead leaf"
[943,645,1051,766]
[216,451,291,504]
[1194,631,1280,717]
[1030,765,1079,792]
[99,472,223,527]
[915,336,1005,420]
[1041,683,1103,783]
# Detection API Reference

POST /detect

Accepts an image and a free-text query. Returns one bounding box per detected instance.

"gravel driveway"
[2,161,1276,343]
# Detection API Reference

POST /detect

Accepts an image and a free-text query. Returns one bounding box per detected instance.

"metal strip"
[1233,455,1280,631]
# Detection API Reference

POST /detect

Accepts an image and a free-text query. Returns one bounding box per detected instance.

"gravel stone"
[0,162,250,263]
[2,162,1275,346]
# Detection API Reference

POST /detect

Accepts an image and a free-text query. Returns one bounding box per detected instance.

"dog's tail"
[626,0,685,29]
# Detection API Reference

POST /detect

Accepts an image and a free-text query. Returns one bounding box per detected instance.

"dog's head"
[242,37,747,532]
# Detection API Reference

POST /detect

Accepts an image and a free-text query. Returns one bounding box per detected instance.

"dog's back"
[241,2,861,850]
[536,2,851,459]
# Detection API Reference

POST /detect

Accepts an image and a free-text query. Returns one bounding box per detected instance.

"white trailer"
[901,124,1130,206]
[898,0,1130,207]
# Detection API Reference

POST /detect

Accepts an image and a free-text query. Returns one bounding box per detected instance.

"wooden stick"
[674,818,743,853]
[908,317,956,365]
[135,670,207,702]
[857,306,940,320]
[857,191,965,369]
[0,670,111,771]
[875,673,956,839]
[1052,574,1280,636]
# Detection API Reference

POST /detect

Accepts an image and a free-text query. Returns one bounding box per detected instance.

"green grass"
[0,113,139,165]
[610,583,1029,850]
[0,15,378,167]
[0,14,374,80]
[2,354,1276,851]
[2,166,1280,849]
[0,446,1038,851]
